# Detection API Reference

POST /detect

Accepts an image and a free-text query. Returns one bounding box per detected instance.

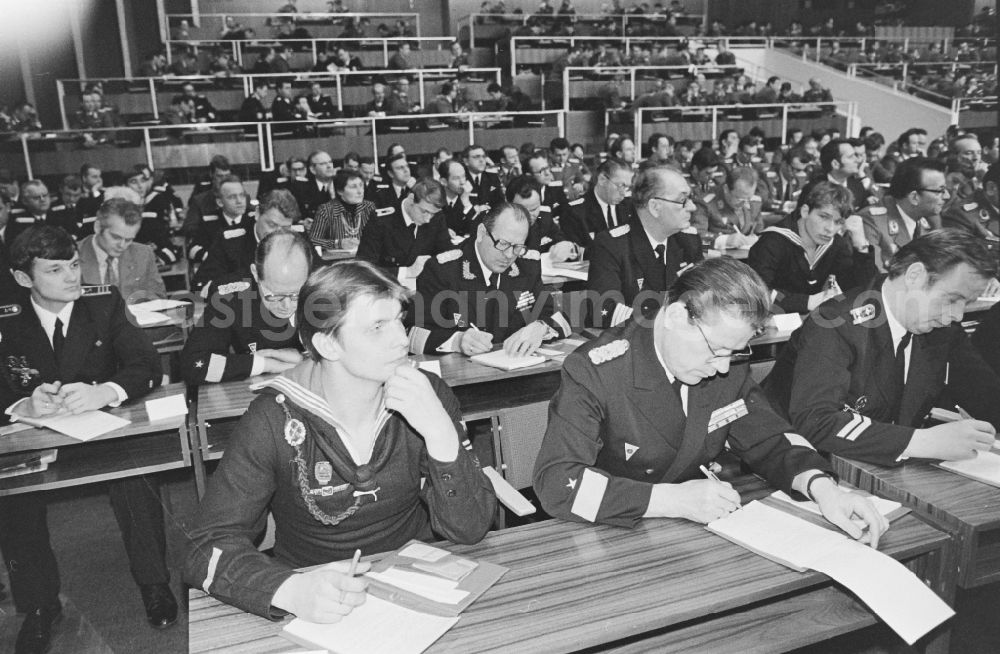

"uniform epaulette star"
[609,224,630,238]
[588,339,629,365]
[437,249,462,264]
[194,360,204,368]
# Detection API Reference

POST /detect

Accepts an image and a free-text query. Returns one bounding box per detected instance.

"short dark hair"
[411,178,446,209]
[342,151,361,167]
[296,260,409,359]
[60,175,82,192]
[333,168,364,192]
[79,163,100,178]
[437,159,465,182]
[799,181,853,218]
[97,197,143,227]
[608,137,634,160]
[897,127,927,149]
[254,228,313,280]
[819,138,853,172]
[647,132,673,151]
[505,175,542,202]
[864,132,885,152]
[785,147,813,165]
[486,82,502,94]
[597,157,631,180]
[889,157,946,198]
[691,147,721,171]
[209,154,231,173]
[887,229,997,282]
[10,225,78,275]
[480,202,530,233]
[549,137,570,151]
[258,188,301,222]
[666,258,771,332]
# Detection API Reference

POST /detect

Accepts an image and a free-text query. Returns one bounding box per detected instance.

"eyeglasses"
[485,229,528,257]
[258,281,299,304]
[692,319,753,363]
[918,187,948,196]
[653,195,690,207]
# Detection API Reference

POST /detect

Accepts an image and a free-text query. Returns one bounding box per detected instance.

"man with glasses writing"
[860,157,950,271]
[586,165,702,328]
[533,257,887,543]
[408,202,573,355]
[180,230,310,384]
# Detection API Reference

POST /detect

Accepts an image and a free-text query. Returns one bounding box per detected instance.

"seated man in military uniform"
[763,230,1000,467]
[506,176,579,261]
[561,158,637,251]
[193,189,300,294]
[181,230,310,385]
[182,260,496,621]
[942,161,999,243]
[186,175,257,265]
[691,167,766,251]
[0,226,174,654]
[533,257,887,545]
[408,202,573,355]
[586,165,702,328]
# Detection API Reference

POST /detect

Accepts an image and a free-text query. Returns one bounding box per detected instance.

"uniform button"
[446,489,456,497]
[441,473,452,481]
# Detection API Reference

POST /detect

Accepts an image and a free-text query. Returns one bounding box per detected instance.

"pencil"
[348,548,361,577]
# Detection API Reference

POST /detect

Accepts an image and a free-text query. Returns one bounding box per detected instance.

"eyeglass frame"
[258,280,300,304]
[691,319,753,363]
[917,187,949,196]
[652,195,691,207]
[484,228,529,257]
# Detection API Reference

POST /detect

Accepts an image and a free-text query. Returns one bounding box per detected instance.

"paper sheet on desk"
[128,309,172,327]
[541,253,588,280]
[129,298,190,312]
[282,595,458,654]
[770,490,901,519]
[708,501,953,645]
[20,410,130,441]
[939,451,1000,488]
[470,350,546,371]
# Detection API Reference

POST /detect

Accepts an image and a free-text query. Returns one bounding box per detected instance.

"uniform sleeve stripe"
[784,432,816,450]
[205,354,227,383]
[570,468,608,523]
[189,245,203,259]
[843,416,871,441]
[202,547,222,592]
[408,326,430,355]
[835,413,861,439]
[611,303,634,327]
[550,311,572,338]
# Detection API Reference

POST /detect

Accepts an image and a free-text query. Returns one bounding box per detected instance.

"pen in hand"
[699,464,721,483]
[348,548,361,578]
[956,405,972,420]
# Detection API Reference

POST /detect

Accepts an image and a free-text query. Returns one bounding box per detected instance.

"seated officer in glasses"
[180,229,311,385]
[408,202,573,355]
[534,257,887,545]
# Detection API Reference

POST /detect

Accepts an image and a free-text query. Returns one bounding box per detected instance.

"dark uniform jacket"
[466,171,505,210]
[181,361,496,618]
[187,201,256,264]
[75,191,105,236]
[306,94,336,118]
[271,96,298,122]
[942,191,999,241]
[538,183,569,222]
[191,95,218,122]
[356,206,451,275]
[0,287,161,426]
[762,277,1000,466]
[860,200,931,271]
[369,181,411,215]
[238,96,269,123]
[179,276,301,385]
[138,190,180,265]
[532,320,833,528]
[561,189,638,251]
[290,178,334,221]
[192,220,258,292]
[972,301,1000,376]
[764,168,811,213]
[440,196,480,237]
[746,217,877,313]
[586,219,702,328]
[409,238,573,353]
[528,206,571,253]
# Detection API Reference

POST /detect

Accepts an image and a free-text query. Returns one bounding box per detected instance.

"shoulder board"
[50,204,67,212]
[568,198,584,206]
[0,304,22,318]
[249,200,259,207]
[217,281,251,295]
[15,216,35,223]
[609,224,630,237]
[376,184,390,189]
[152,185,168,193]
[550,166,564,173]
[568,157,581,164]
[750,195,762,202]
[290,224,305,233]
[202,214,219,222]
[146,191,160,201]
[275,176,288,183]
[850,303,876,325]
[701,193,715,203]
[766,170,777,178]
[141,211,157,218]
[869,207,887,215]
[485,167,500,174]
[588,339,630,365]
[376,207,395,216]
[521,249,541,260]
[81,216,96,224]
[436,249,462,264]
[81,285,111,296]
[547,180,564,187]
[963,202,979,211]
[224,228,246,239]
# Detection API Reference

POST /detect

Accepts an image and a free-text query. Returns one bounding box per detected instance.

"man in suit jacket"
[0,195,18,299]
[798,139,873,212]
[438,159,481,237]
[0,226,173,653]
[763,230,1000,467]
[525,151,570,222]
[532,257,885,540]
[193,189,299,293]
[369,153,417,215]
[78,198,166,303]
[861,157,950,271]
[290,150,336,221]
[562,158,638,251]
[506,176,579,260]
[357,178,451,277]
[409,202,573,354]
[464,145,505,209]
[587,165,702,328]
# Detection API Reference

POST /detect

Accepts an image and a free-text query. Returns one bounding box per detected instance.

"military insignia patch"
[437,249,462,264]
[636,277,644,290]
[981,209,991,222]
[314,461,333,484]
[81,285,111,296]
[217,281,250,295]
[609,224,630,238]
[248,342,257,353]
[462,260,476,280]
[0,304,21,318]
[508,262,519,277]
[453,313,466,327]
[5,356,40,389]
[888,220,899,235]
[588,339,629,365]
[624,443,639,461]
[515,291,534,311]
[850,304,876,325]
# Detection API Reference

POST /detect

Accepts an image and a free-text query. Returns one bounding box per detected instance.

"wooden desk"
[0,383,192,496]
[834,455,1000,589]
[187,476,952,654]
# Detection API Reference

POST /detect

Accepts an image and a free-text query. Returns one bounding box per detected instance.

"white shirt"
[643,225,671,263]
[91,238,118,285]
[894,202,918,239]
[595,195,616,227]
[653,336,689,415]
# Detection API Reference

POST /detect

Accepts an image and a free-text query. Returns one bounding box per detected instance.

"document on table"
[18,410,131,441]
[128,309,172,327]
[708,500,953,645]
[470,350,546,371]
[281,594,458,654]
[129,298,190,312]
[938,451,1000,488]
[541,253,588,280]
[770,489,902,520]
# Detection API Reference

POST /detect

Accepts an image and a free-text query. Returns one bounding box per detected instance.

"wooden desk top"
[0,382,189,456]
[188,504,946,654]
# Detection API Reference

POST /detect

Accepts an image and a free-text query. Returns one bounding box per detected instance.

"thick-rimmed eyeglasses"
[653,195,691,207]
[485,229,528,257]
[918,187,948,196]
[693,320,753,363]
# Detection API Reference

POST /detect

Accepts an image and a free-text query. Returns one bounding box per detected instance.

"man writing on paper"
[0,226,174,654]
[180,230,310,385]
[182,261,496,621]
[533,257,887,541]
[408,203,573,356]
[763,230,1000,466]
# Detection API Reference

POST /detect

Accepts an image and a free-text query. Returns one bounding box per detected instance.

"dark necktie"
[912,220,922,239]
[52,318,65,363]
[654,244,666,265]
[106,256,118,286]
[891,332,912,423]
[605,204,614,229]
[411,224,418,239]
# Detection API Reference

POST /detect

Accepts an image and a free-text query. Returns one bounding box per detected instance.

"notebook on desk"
[470,350,547,371]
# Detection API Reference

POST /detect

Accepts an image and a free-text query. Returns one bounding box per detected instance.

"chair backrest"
[491,400,550,490]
